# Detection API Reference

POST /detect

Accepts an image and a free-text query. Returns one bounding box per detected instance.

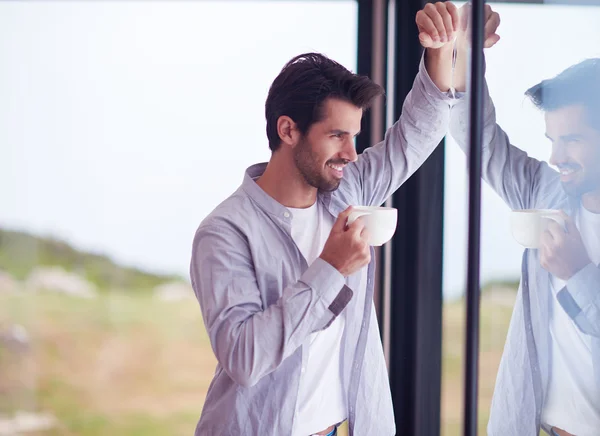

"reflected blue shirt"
[448,80,600,436]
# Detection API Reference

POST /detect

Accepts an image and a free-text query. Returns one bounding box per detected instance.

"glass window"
[442,2,600,435]
[0,2,357,434]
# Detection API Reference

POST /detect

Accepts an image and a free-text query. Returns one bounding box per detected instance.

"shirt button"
[284,211,290,218]
[301,367,305,373]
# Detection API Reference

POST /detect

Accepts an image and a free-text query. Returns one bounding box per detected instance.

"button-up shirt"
[190,57,453,435]
[448,79,600,436]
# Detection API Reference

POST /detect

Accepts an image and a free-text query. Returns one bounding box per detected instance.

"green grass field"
[0,290,515,436]
[1,291,215,436]
[440,290,515,436]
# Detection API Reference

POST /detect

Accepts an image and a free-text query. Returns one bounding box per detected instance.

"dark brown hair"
[265,53,384,151]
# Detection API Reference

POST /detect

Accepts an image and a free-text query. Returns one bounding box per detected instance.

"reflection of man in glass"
[448,48,600,436]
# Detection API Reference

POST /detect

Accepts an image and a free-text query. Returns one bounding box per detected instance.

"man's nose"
[340,139,358,163]
[549,142,567,166]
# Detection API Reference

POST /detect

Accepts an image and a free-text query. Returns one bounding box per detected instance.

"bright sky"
[1,1,599,298]
[0,0,356,277]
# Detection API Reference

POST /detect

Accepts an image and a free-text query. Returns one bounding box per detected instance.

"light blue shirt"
[189,57,453,435]
[448,80,600,436]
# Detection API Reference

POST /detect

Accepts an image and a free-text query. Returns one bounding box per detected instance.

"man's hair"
[265,53,385,152]
[525,58,600,129]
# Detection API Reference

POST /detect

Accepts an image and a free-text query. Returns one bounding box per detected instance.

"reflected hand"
[458,3,501,49]
[540,211,591,280]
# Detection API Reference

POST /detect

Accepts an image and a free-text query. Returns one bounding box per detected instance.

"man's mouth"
[327,162,346,178]
[558,165,581,182]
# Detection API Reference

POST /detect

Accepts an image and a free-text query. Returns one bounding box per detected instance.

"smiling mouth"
[558,165,581,181]
[327,162,346,179]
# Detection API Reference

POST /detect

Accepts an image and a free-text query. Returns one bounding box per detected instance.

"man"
[427,8,600,436]
[190,3,499,435]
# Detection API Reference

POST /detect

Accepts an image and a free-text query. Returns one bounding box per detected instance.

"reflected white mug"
[346,206,398,246]
[510,209,566,249]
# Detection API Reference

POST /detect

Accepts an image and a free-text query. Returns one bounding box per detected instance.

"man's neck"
[581,190,600,213]
[256,155,317,209]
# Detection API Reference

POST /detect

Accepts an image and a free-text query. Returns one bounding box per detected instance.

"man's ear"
[277,116,300,149]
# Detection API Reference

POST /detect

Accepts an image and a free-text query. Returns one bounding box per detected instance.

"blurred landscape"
[0,228,516,435]
[0,228,214,435]
[0,229,184,294]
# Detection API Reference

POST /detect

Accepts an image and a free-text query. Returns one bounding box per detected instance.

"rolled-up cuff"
[300,258,350,315]
[565,262,600,311]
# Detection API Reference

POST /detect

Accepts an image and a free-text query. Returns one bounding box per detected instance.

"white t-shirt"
[542,205,600,435]
[288,201,364,436]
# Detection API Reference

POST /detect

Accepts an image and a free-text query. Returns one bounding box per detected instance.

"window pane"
[0,1,357,434]
[442,2,600,435]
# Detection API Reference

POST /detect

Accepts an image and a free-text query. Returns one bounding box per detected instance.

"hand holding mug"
[346,206,398,247]
[320,207,371,277]
[539,211,591,280]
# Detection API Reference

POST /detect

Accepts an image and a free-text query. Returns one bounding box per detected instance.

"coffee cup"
[510,209,566,249]
[347,206,398,246]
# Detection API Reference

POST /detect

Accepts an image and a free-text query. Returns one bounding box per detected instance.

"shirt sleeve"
[447,61,562,211]
[559,263,600,337]
[344,53,454,207]
[190,223,351,387]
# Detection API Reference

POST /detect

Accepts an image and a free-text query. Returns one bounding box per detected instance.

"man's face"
[546,104,600,197]
[293,98,362,192]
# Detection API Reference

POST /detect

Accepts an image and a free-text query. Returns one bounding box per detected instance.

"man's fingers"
[360,227,371,244]
[418,1,459,45]
[334,206,354,232]
[416,10,440,43]
[559,210,576,234]
[435,2,455,41]
[539,244,551,271]
[484,4,494,21]
[446,1,460,35]
[484,34,500,49]
[459,3,471,31]
[486,10,501,31]
[425,3,447,42]
[419,32,435,48]
[540,229,553,245]
[546,221,565,243]
[347,217,366,237]
[484,11,501,41]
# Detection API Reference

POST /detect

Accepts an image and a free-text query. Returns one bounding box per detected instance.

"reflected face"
[293,98,362,192]
[546,104,600,197]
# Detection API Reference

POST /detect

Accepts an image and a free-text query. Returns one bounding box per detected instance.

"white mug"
[510,209,566,249]
[347,206,398,246]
